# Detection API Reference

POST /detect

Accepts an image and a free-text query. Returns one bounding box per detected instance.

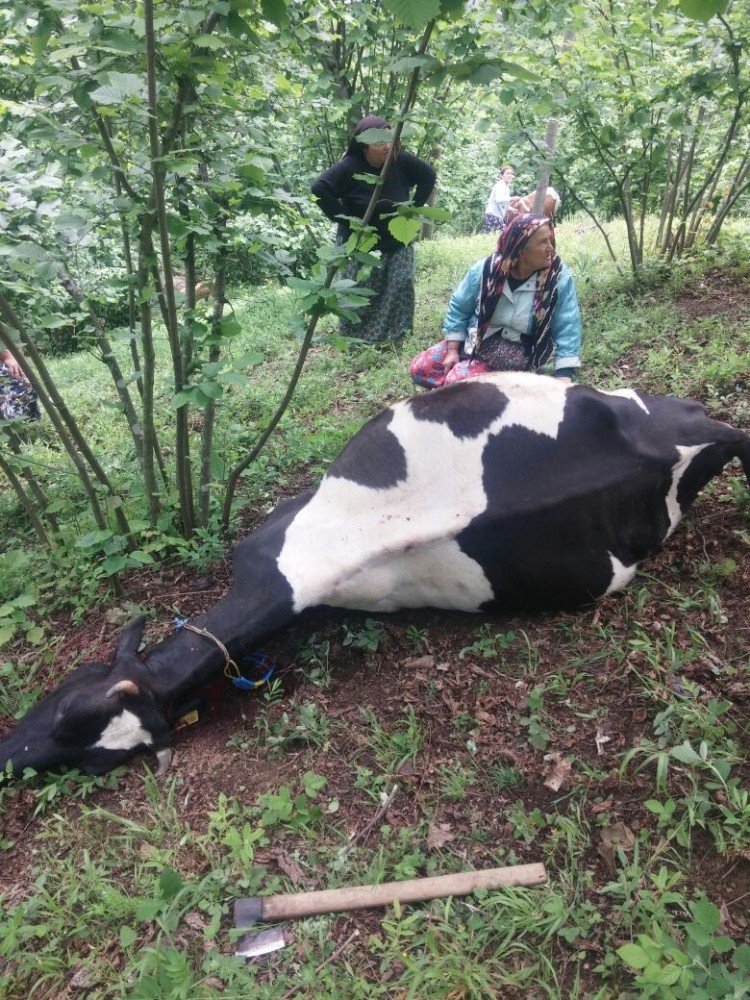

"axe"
[234,861,547,958]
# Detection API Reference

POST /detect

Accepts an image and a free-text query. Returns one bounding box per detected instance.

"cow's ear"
[114,616,146,662]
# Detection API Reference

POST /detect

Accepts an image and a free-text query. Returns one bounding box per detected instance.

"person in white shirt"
[482,165,515,232]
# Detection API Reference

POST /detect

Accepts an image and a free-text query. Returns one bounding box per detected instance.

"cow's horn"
[106,679,140,698]
[155,748,172,777]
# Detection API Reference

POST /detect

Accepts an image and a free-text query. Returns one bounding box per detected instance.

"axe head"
[235,926,287,959]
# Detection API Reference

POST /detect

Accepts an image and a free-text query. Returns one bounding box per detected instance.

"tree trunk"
[144,0,195,537]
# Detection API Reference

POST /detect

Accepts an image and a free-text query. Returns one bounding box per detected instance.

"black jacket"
[311,149,436,254]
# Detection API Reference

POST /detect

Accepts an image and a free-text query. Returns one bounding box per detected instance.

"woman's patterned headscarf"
[475,213,562,369]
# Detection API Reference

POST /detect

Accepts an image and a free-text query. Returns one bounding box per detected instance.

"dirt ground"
[1,274,749,992]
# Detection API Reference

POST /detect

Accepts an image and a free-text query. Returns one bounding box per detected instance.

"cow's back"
[274,375,749,615]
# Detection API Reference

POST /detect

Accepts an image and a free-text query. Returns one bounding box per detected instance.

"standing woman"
[409,214,582,388]
[482,165,515,232]
[311,115,436,344]
[1,349,39,423]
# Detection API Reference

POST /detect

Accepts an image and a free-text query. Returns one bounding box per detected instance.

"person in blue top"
[409,214,582,388]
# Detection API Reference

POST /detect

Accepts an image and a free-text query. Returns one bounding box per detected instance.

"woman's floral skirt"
[0,363,40,423]
[340,244,415,343]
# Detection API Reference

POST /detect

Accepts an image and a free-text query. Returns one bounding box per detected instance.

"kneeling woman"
[410,214,581,388]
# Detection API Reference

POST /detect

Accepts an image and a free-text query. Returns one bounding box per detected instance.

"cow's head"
[0,618,172,779]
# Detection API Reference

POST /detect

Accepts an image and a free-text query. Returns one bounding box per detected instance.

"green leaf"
[219,319,242,338]
[227,10,252,37]
[32,12,54,58]
[217,370,250,387]
[238,164,267,185]
[691,895,721,933]
[712,935,734,954]
[12,594,37,609]
[734,943,750,972]
[0,624,16,647]
[129,550,154,565]
[158,867,184,902]
[439,0,466,17]
[25,626,45,645]
[415,205,452,222]
[196,381,223,400]
[119,925,137,948]
[448,57,538,85]
[390,56,438,73]
[135,899,162,922]
[171,389,195,410]
[261,0,288,27]
[89,72,146,106]
[388,215,421,245]
[383,0,441,30]
[193,34,226,50]
[670,742,703,765]
[354,129,394,147]
[617,943,650,968]
[93,29,142,55]
[678,0,728,21]
[76,530,114,548]
[103,555,129,576]
[685,921,713,946]
[302,771,326,798]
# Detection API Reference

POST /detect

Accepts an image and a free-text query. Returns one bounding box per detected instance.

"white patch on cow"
[664,443,711,537]
[605,553,638,595]
[475,372,569,439]
[320,539,494,613]
[598,387,650,414]
[93,710,152,752]
[277,375,571,614]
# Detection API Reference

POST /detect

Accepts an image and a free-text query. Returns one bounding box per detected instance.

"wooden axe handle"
[259,862,547,921]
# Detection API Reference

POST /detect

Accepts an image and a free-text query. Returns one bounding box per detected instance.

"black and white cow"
[1,373,748,778]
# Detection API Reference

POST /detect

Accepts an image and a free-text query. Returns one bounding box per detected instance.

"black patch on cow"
[637,392,750,516]
[326,408,407,488]
[458,387,685,612]
[408,381,508,439]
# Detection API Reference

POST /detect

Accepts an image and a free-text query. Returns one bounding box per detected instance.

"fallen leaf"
[70,965,100,990]
[403,655,435,670]
[398,759,418,776]
[275,851,305,886]
[184,911,207,931]
[544,753,573,792]
[591,798,613,814]
[427,822,454,849]
[598,822,635,874]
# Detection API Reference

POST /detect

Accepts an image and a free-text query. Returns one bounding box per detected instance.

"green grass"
[1,217,749,998]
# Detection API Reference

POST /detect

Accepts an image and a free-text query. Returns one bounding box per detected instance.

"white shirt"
[484,179,511,217]
[464,276,535,354]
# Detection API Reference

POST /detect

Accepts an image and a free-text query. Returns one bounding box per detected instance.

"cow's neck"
[142,590,291,702]
[140,495,307,703]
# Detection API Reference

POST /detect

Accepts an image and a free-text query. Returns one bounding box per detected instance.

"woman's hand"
[442,344,461,374]
[1,350,27,382]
